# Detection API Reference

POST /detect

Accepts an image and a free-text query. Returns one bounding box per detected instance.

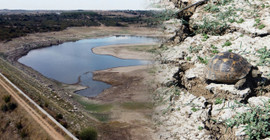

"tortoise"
[205,52,262,89]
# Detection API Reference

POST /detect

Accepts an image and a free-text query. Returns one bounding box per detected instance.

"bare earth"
[92,65,153,102]
[92,43,157,60]
[92,45,157,139]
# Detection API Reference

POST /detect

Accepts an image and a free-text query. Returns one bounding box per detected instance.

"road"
[0,73,76,140]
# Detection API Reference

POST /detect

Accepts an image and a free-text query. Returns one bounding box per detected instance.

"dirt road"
[0,75,67,140]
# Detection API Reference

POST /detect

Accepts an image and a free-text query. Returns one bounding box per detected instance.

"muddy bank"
[92,43,158,60]
[89,41,156,103]
[92,65,154,103]
[87,35,158,139]
[91,65,157,139]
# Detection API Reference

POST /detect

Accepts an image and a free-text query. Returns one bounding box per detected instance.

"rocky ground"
[153,0,270,139]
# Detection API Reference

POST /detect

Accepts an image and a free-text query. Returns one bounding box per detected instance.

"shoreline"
[1,26,163,61]
[73,43,155,98]
[91,43,158,60]
[12,27,159,99]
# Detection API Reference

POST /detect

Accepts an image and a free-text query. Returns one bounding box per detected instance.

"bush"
[79,127,98,140]
[20,129,28,138]
[56,113,63,120]
[193,17,229,35]
[60,121,68,128]
[1,104,8,112]
[2,95,11,103]
[226,101,270,139]
[7,102,17,111]
[16,121,23,130]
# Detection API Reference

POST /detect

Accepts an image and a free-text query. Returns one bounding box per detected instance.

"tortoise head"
[251,66,262,78]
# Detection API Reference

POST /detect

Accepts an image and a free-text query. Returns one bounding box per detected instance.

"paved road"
[0,73,77,140]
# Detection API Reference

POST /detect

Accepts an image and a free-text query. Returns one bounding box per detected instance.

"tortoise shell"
[206,52,252,83]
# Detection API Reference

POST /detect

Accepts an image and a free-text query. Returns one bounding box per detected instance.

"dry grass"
[0,86,52,140]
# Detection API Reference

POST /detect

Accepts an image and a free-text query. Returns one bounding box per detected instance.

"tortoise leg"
[234,78,246,89]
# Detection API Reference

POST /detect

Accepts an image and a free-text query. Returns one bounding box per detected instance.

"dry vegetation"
[0,86,52,139]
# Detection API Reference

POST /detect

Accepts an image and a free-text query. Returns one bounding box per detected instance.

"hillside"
[153,0,270,139]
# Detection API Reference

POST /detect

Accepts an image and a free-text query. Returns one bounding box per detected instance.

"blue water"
[18,36,158,97]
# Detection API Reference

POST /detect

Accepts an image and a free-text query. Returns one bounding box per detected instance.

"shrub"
[257,46,270,66]
[226,101,270,139]
[215,98,223,104]
[1,104,8,112]
[7,102,17,111]
[61,121,68,128]
[237,18,244,23]
[16,121,23,130]
[2,95,11,103]
[20,129,28,138]
[197,56,208,65]
[191,107,199,112]
[204,4,220,13]
[222,40,232,47]
[258,24,265,29]
[198,126,204,130]
[79,127,98,140]
[193,17,229,35]
[56,113,63,120]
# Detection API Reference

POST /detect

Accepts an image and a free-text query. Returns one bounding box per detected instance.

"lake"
[18,36,158,97]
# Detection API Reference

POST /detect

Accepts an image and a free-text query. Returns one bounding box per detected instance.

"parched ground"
[92,44,158,60]
[92,65,157,140]
[85,43,160,139]
[154,0,270,139]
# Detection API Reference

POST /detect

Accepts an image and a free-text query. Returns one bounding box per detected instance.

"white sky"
[0,0,153,10]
